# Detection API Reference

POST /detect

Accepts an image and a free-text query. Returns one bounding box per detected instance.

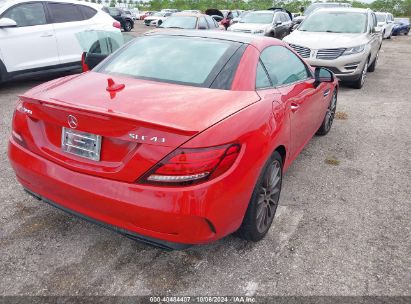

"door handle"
[323,88,330,97]
[40,32,53,37]
[290,103,300,112]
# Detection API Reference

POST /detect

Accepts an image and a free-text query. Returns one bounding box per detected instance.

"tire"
[368,50,379,73]
[124,20,132,32]
[236,151,283,242]
[316,88,337,136]
[157,20,162,26]
[351,59,369,89]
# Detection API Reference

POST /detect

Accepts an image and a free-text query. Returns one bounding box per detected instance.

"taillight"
[81,52,89,72]
[12,101,27,148]
[113,21,121,29]
[139,144,241,186]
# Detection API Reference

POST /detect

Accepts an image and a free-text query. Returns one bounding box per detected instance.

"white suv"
[375,12,395,39]
[0,0,121,82]
[284,8,382,89]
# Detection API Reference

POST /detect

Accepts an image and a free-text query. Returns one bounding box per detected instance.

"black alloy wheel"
[316,88,337,136]
[236,151,283,241]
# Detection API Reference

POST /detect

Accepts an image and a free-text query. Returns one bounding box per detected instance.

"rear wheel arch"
[275,145,286,167]
[0,59,8,82]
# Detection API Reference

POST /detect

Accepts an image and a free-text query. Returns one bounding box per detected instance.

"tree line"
[81,0,411,17]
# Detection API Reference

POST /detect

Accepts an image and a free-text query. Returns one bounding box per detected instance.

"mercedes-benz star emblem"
[67,115,78,129]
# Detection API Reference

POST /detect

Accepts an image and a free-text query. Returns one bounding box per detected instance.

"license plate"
[61,128,102,161]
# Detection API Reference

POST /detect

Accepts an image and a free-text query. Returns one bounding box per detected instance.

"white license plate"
[61,128,102,161]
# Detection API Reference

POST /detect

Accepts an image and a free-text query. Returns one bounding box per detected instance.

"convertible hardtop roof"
[145,29,276,45]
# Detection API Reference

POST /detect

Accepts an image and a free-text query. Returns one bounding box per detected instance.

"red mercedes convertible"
[8,31,338,249]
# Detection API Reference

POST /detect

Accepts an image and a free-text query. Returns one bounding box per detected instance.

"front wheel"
[368,51,379,72]
[236,151,283,242]
[316,88,337,136]
[124,21,132,32]
[351,60,368,89]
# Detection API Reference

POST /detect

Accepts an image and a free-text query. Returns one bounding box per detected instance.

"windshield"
[299,11,367,33]
[376,14,386,22]
[153,12,164,17]
[304,3,349,16]
[240,12,273,24]
[98,36,236,86]
[160,16,197,29]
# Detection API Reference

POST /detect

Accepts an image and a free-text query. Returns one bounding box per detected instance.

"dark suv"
[102,7,134,32]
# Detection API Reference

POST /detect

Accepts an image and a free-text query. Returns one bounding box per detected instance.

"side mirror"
[314,67,334,87]
[275,20,282,26]
[0,18,17,28]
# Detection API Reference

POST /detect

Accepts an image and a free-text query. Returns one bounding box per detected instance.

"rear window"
[98,36,240,87]
[79,5,97,19]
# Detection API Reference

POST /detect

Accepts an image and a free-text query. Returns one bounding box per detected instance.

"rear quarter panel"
[181,94,289,236]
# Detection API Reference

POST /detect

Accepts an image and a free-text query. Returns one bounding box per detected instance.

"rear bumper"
[8,138,251,247]
[24,188,190,250]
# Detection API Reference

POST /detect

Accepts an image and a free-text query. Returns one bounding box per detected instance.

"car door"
[258,46,325,158]
[386,14,394,35]
[0,2,59,72]
[369,12,381,61]
[47,2,95,65]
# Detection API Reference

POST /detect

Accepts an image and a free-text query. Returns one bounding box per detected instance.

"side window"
[274,13,281,24]
[256,61,271,89]
[260,46,309,86]
[198,17,208,29]
[205,15,216,28]
[213,18,219,28]
[107,8,120,17]
[3,3,47,27]
[48,3,83,23]
[78,5,97,20]
[372,13,378,29]
[283,13,290,22]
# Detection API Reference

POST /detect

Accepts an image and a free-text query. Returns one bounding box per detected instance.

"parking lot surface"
[0,24,410,296]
